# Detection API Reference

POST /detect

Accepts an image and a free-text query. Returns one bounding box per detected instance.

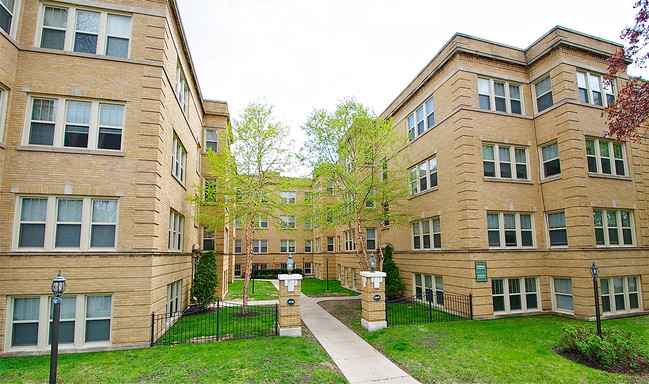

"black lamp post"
[287,253,294,275]
[589,262,602,338]
[50,270,66,384]
[369,252,377,273]
[326,258,329,292]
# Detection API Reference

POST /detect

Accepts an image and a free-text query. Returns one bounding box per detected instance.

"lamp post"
[590,262,602,338]
[287,253,295,275]
[326,258,329,292]
[50,270,66,384]
[369,252,377,273]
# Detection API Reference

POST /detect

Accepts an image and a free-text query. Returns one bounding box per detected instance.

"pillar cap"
[278,274,303,281]
[360,271,386,278]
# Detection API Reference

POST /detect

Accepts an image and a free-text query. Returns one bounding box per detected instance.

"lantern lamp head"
[590,262,599,278]
[369,252,377,273]
[287,254,294,274]
[51,270,66,297]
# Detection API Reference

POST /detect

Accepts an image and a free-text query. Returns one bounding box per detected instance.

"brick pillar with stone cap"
[360,271,387,331]
[277,274,303,337]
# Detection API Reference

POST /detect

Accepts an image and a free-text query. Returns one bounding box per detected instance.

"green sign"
[475,262,487,282]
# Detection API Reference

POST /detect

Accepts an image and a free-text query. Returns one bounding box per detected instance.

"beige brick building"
[0,0,231,355]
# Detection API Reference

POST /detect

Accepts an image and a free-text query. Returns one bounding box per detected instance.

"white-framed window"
[171,135,186,183]
[344,230,355,251]
[234,264,241,277]
[304,262,312,275]
[366,228,376,250]
[412,217,441,250]
[203,178,217,203]
[600,276,642,315]
[540,141,561,179]
[166,280,181,315]
[0,85,7,142]
[552,277,573,312]
[304,216,312,229]
[304,192,313,203]
[205,129,218,153]
[176,62,189,113]
[304,239,312,253]
[487,212,534,248]
[594,209,634,246]
[0,0,19,37]
[352,268,357,289]
[234,239,242,254]
[7,294,112,351]
[25,97,125,151]
[280,239,295,253]
[483,143,528,180]
[382,203,390,227]
[546,211,567,247]
[38,5,131,58]
[576,71,615,107]
[280,191,296,204]
[280,215,296,229]
[407,97,434,141]
[326,182,334,195]
[253,240,268,254]
[314,237,321,253]
[234,216,242,229]
[534,75,553,112]
[414,274,444,306]
[409,157,438,195]
[478,78,522,114]
[15,196,118,251]
[255,216,268,229]
[586,138,627,177]
[168,210,184,251]
[202,228,215,251]
[365,188,376,208]
[492,277,539,314]
[326,236,334,252]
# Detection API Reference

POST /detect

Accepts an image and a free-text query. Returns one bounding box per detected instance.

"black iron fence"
[386,290,473,326]
[151,299,278,346]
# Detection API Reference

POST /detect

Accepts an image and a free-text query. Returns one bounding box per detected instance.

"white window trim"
[539,141,561,181]
[551,277,574,314]
[168,210,184,251]
[411,217,441,250]
[327,236,334,252]
[477,77,523,115]
[166,280,182,315]
[255,216,268,229]
[545,211,568,248]
[407,97,434,141]
[576,70,615,107]
[204,128,218,153]
[487,212,535,249]
[594,209,635,247]
[343,230,355,252]
[280,191,296,204]
[0,85,7,142]
[586,138,628,177]
[533,75,553,113]
[304,239,312,253]
[234,239,242,254]
[279,215,295,229]
[600,276,643,315]
[279,239,296,253]
[0,0,21,38]
[491,277,540,314]
[366,228,376,250]
[171,134,186,184]
[413,273,444,307]
[482,143,529,181]
[201,227,215,251]
[176,61,189,113]
[234,264,241,277]
[253,239,268,254]
[409,157,438,195]
[314,237,321,253]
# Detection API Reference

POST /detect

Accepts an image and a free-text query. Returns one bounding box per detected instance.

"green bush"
[382,245,405,299]
[191,251,219,305]
[557,323,644,369]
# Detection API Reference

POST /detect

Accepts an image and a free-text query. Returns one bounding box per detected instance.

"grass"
[322,300,649,383]
[301,278,358,297]
[0,335,345,383]
[386,301,464,324]
[224,279,278,301]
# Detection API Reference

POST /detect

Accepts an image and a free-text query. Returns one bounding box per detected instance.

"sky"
[177,0,647,170]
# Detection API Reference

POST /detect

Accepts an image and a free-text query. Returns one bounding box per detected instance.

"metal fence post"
[274,303,279,335]
[150,312,155,347]
[427,290,433,323]
[469,293,473,320]
[216,298,220,341]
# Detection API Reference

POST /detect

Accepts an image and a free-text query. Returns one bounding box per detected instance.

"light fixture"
[369,252,377,273]
[589,262,599,278]
[51,270,66,297]
[287,254,294,274]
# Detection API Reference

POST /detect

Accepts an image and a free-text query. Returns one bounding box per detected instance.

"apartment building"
[0,0,230,356]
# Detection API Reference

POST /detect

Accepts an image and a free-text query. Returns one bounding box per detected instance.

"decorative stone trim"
[360,271,386,289]
[278,274,303,292]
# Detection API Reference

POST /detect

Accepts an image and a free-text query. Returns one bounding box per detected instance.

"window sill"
[171,174,187,189]
[595,244,636,248]
[477,108,525,118]
[408,186,439,199]
[483,177,533,184]
[588,173,632,181]
[0,142,6,149]
[488,246,536,250]
[540,175,562,184]
[16,145,125,157]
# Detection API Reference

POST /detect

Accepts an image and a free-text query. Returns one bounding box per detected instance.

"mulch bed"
[553,347,649,377]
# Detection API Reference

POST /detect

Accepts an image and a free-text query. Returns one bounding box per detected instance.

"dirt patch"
[317,299,361,327]
[308,292,358,298]
[553,347,649,377]
[229,311,260,318]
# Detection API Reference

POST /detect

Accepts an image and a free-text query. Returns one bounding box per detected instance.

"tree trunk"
[354,214,368,270]
[242,221,256,314]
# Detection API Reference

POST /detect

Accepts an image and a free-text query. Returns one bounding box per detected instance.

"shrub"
[382,245,405,299]
[191,251,219,305]
[557,323,644,369]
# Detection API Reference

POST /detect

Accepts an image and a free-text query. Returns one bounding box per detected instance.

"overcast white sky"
[177,0,647,160]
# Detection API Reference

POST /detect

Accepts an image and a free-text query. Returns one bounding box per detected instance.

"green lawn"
[301,278,358,297]
[224,279,278,301]
[0,336,345,383]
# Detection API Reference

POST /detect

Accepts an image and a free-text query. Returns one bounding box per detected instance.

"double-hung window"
[255,216,268,229]
[552,278,573,312]
[487,212,534,248]
[39,5,131,57]
[577,71,615,107]
[280,215,296,229]
[412,217,441,249]
[492,277,539,313]
[593,209,633,246]
[409,157,437,194]
[253,240,268,253]
[0,0,18,36]
[26,97,125,151]
[304,216,312,229]
[534,76,553,112]
[314,237,321,252]
[414,274,444,306]
[176,62,189,113]
[205,129,218,152]
[168,210,183,251]
[600,277,642,314]
[304,262,312,274]
[0,86,6,142]
[280,240,295,253]
[366,228,376,250]
[327,237,334,252]
[407,97,434,141]
[171,135,186,183]
[483,144,528,180]
[203,178,217,203]
[280,191,296,204]
[546,211,567,246]
[202,228,215,251]
[540,142,561,179]
[586,138,626,177]
[478,78,522,114]
[234,239,242,254]
[304,239,312,253]
[166,280,181,315]
[344,230,355,251]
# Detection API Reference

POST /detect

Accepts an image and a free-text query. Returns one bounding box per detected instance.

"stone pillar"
[360,271,387,331]
[277,274,303,337]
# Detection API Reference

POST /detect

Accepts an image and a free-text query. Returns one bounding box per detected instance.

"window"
[0,86,6,142]
[577,71,615,107]
[26,97,125,151]
[412,217,441,250]
[409,157,438,194]
[487,212,534,248]
[534,76,553,112]
[593,209,634,246]
[414,274,444,306]
[382,203,390,227]
[478,78,522,114]
[304,192,313,203]
[492,277,539,313]
[407,97,434,141]
[326,182,334,195]
[0,0,18,36]
[280,191,296,204]
[280,240,296,253]
[344,230,355,251]
[203,179,217,203]
[16,196,117,250]
[365,188,376,208]
[172,135,186,183]
[176,62,189,113]
[366,228,376,250]
[205,129,218,152]
[233,239,241,254]
[304,216,312,229]
[304,239,312,253]
[586,138,627,177]
[168,210,184,251]
[304,262,312,275]
[352,268,357,290]
[234,264,241,277]
[540,142,561,179]
[166,280,181,315]
[482,144,528,180]
[326,237,334,252]
[552,278,573,312]
[39,6,131,57]
[547,212,567,246]
[600,277,642,315]
[280,215,296,229]
[234,216,242,229]
[202,228,215,251]
[253,240,268,253]
[255,216,268,229]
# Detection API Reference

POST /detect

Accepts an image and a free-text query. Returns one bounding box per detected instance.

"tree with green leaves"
[190,100,293,312]
[301,98,411,270]
[382,245,405,299]
[191,250,219,305]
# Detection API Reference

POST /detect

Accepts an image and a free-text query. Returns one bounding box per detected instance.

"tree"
[191,100,293,312]
[191,250,219,305]
[301,98,411,270]
[382,245,405,299]
[605,0,649,140]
